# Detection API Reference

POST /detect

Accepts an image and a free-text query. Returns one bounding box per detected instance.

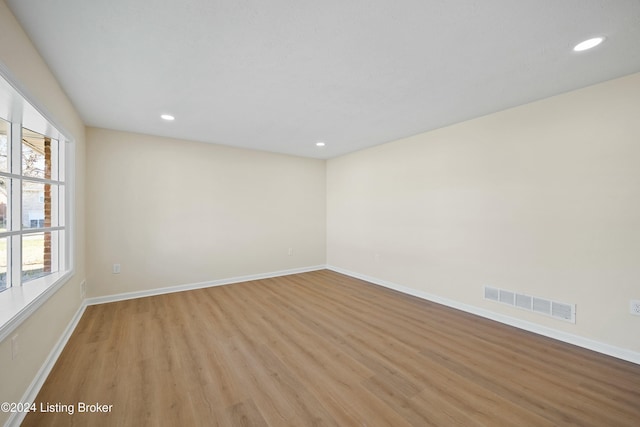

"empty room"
[1,1,639,426]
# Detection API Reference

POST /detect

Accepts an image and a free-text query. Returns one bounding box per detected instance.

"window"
[0,121,66,292]
[0,71,71,307]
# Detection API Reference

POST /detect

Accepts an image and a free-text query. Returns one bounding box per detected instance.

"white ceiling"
[6,0,640,159]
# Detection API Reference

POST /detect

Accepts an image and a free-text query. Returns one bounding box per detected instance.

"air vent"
[515,293,532,310]
[533,297,551,315]
[499,290,515,305]
[484,286,499,301]
[484,285,575,323]
[552,302,574,321]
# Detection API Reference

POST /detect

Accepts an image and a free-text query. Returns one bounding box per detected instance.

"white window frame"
[0,64,75,342]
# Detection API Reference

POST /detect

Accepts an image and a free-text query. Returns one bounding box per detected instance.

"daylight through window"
[0,114,67,291]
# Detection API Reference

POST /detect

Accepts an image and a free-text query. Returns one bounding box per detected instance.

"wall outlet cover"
[11,335,18,360]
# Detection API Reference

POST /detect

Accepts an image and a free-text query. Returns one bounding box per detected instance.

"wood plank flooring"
[23,270,640,426]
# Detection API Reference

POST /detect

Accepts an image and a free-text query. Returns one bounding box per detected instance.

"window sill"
[0,270,73,342]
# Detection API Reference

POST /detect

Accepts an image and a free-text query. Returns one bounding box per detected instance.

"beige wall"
[0,1,86,424]
[86,128,326,297]
[1,0,638,420]
[327,72,640,353]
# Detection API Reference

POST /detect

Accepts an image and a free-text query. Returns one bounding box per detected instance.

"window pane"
[0,177,7,232]
[0,237,6,292]
[22,231,58,282]
[22,181,58,229]
[0,118,8,172]
[22,128,58,180]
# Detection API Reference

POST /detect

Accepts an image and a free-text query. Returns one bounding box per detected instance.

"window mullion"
[10,234,21,287]
[11,120,21,174]
[10,124,22,286]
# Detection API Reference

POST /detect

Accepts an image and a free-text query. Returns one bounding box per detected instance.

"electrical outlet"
[112,264,121,274]
[287,248,293,256]
[80,280,86,299]
[630,300,640,316]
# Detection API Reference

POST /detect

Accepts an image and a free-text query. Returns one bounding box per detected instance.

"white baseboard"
[8,263,637,427]
[5,303,86,427]
[86,265,326,306]
[327,265,640,365]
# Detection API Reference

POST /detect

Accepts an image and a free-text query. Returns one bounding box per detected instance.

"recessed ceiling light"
[160,114,175,121]
[316,142,326,147]
[573,37,605,52]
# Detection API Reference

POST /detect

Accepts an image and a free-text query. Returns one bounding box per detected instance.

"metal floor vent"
[484,286,575,323]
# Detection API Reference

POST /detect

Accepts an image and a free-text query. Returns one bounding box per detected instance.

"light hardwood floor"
[24,270,640,426]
